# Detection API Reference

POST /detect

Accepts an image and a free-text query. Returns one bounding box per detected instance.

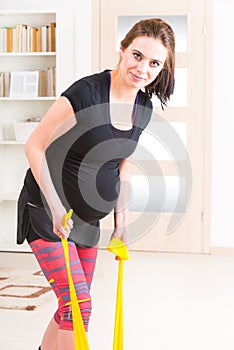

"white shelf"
[0,9,56,15]
[0,193,18,201]
[0,97,56,101]
[0,10,56,251]
[0,52,56,57]
[0,140,25,145]
[0,245,31,252]
[0,9,74,252]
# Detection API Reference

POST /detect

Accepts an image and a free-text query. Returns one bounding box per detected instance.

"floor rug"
[0,267,53,311]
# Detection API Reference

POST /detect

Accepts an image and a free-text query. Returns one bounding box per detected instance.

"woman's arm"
[25,96,76,238]
[112,158,132,243]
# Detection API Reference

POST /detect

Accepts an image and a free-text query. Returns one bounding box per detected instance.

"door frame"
[91,0,213,253]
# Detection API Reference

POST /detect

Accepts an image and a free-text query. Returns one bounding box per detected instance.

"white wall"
[211,0,234,247]
[0,0,233,247]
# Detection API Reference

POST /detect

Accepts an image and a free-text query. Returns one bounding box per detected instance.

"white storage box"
[13,122,40,141]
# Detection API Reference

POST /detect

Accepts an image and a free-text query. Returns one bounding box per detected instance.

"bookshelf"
[0,10,74,251]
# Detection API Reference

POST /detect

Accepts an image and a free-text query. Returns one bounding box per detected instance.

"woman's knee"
[55,298,92,332]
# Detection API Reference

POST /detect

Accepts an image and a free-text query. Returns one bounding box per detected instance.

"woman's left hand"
[110,227,129,245]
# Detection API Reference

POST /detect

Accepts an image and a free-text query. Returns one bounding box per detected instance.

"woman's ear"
[119,46,125,57]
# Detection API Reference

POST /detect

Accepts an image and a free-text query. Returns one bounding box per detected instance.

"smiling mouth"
[130,72,145,82]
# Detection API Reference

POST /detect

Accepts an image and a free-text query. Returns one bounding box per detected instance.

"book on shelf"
[0,22,56,53]
[30,27,37,52]
[0,73,3,96]
[0,27,5,52]
[0,68,56,98]
[40,67,56,97]
[36,27,42,52]
[9,70,39,98]
[47,25,51,52]
[38,70,46,97]
[6,27,13,52]
[41,26,47,52]
[0,71,10,97]
[51,22,56,52]
[21,24,27,52]
[4,71,10,97]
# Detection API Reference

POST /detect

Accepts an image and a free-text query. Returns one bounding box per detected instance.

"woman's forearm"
[114,198,129,229]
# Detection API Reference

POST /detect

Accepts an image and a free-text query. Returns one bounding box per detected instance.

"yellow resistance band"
[107,237,130,350]
[61,209,90,350]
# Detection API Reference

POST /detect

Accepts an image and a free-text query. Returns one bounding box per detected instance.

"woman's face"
[119,36,168,90]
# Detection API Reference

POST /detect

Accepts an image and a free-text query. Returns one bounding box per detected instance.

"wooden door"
[93,0,211,253]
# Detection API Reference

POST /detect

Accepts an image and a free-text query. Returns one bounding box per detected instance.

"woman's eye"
[133,52,141,60]
[151,61,160,67]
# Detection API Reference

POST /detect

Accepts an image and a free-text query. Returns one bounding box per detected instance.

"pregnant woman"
[17,18,175,350]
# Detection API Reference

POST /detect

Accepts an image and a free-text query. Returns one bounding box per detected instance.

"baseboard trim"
[210,247,234,255]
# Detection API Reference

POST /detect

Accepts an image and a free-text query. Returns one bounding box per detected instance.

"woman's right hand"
[50,204,73,240]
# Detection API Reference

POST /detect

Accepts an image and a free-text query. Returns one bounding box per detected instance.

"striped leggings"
[30,239,98,332]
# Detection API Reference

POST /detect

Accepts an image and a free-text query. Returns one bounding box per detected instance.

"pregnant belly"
[62,162,120,222]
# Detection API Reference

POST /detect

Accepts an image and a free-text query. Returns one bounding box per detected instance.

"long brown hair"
[119,18,175,109]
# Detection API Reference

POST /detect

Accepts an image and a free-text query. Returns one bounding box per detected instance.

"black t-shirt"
[18,70,153,247]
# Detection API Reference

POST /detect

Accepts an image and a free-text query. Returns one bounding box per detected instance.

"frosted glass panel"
[132,122,187,161]
[129,175,186,213]
[152,68,188,107]
[169,68,188,106]
[117,15,187,52]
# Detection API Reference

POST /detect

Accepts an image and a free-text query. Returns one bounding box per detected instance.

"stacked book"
[0,67,56,97]
[38,67,56,97]
[0,22,56,53]
[0,71,10,97]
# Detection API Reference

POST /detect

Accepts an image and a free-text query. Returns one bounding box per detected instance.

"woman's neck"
[109,69,138,130]
[110,69,138,104]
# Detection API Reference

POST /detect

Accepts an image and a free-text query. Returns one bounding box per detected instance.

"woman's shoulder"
[81,69,110,85]
[63,70,109,94]
[61,70,110,112]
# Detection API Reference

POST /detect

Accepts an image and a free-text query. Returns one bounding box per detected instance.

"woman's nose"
[136,60,148,73]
